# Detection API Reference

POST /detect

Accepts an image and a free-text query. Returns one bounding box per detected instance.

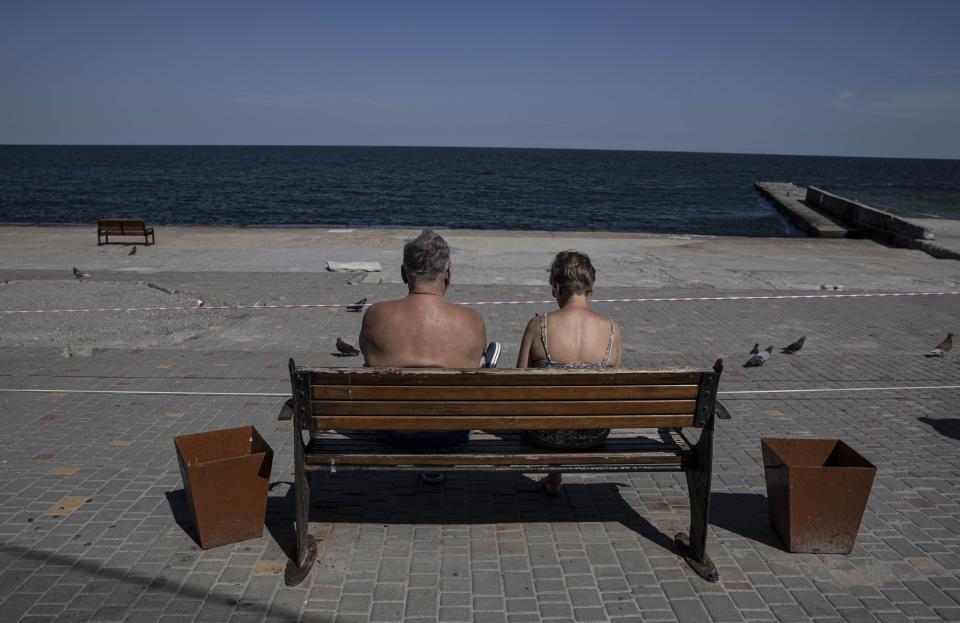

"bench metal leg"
[284,415,317,587]
[675,410,719,582]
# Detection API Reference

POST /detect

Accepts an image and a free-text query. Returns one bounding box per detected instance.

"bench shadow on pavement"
[707,492,783,549]
[263,472,698,563]
[918,417,960,441]
[167,478,784,563]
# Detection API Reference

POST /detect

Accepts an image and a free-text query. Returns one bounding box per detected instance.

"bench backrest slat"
[98,218,148,233]
[291,362,723,432]
[313,413,695,430]
[298,367,704,386]
[314,399,696,417]
[312,384,699,401]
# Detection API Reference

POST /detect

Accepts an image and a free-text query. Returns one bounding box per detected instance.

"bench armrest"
[278,398,294,421]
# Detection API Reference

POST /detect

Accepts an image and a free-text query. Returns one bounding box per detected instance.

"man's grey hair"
[403,230,451,283]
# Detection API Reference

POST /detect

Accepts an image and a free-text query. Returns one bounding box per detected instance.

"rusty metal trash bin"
[762,438,875,554]
[174,425,273,549]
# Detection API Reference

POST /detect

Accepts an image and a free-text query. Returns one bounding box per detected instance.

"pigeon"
[72,267,88,279]
[129,246,136,255]
[749,343,759,355]
[335,337,360,357]
[346,297,367,312]
[744,345,773,367]
[927,333,953,357]
[781,336,806,354]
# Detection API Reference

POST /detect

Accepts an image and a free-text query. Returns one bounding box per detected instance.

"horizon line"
[1,143,957,161]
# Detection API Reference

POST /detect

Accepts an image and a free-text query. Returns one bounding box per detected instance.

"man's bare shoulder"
[450,301,484,322]
[363,298,403,318]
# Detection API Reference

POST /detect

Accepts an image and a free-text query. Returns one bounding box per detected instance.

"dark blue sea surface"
[1,146,957,236]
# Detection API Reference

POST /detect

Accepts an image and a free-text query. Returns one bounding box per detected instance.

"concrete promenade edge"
[2,224,960,291]
[1,227,960,622]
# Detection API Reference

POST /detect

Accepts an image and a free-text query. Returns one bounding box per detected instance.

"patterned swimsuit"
[523,313,615,450]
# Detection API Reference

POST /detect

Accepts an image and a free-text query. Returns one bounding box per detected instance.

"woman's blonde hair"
[548,250,596,295]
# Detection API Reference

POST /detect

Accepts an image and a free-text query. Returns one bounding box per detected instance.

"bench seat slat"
[307,428,684,444]
[302,440,685,451]
[305,441,684,451]
[303,429,691,467]
[306,452,687,466]
[306,428,688,444]
[301,367,705,386]
[312,384,699,401]
[313,414,695,429]
[308,431,682,443]
[315,436,688,452]
[311,399,695,417]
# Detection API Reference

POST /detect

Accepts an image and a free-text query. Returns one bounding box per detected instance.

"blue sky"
[1,1,958,158]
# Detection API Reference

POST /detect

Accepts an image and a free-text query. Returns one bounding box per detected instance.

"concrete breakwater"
[755,181,960,261]
[806,186,932,242]
[753,182,849,238]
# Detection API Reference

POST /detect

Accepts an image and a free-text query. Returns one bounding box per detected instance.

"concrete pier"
[756,182,960,261]
[806,186,960,261]
[753,181,849,238]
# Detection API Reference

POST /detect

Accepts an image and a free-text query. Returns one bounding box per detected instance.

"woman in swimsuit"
[515,250,623,496]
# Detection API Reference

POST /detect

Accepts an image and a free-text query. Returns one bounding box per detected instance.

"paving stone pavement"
[1,277,959,622]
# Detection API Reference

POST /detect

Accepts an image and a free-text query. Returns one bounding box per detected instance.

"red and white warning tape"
[2,384,959,397]
[1,290,959,315]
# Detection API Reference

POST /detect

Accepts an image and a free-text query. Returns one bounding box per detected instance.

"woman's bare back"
[518,307,622,368]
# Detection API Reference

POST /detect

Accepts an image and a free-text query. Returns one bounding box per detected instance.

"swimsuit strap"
[538,313,553,363]
[602,319,615,365]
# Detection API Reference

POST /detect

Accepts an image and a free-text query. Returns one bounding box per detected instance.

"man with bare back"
[360,229,490,368]
[359,229,499,451]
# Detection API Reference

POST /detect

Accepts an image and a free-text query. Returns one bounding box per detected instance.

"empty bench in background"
[97,218,155,245]
[281,360,725,586]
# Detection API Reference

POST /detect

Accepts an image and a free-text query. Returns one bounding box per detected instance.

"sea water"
[1,145,957,236]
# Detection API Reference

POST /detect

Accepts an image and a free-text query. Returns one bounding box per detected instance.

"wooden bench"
[281,359,725,586]
[97,218,155,245]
